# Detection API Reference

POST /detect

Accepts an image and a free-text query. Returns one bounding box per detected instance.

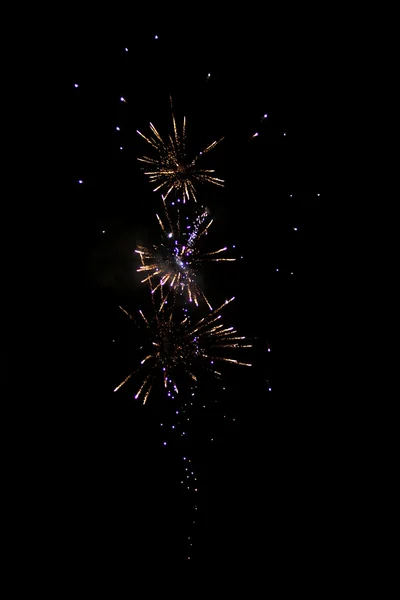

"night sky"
[32,16,338,578]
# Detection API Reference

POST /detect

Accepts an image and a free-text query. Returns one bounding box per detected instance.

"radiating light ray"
[114,296,251,403]
[135,373,153,401]
[137,98,224,203]
[119,306,134,320]
[138,309,148,325]
[136,201,234,309]
[113,371,134,392]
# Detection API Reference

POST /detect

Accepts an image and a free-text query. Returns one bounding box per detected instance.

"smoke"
[86,217,155,294]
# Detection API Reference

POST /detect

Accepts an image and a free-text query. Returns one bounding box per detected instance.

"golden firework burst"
[136,198,235,310]
[114,296,251,404]
[137,99,224,203]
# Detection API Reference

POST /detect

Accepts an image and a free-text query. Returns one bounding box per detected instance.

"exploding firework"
[136,99,224,203]
[114,296,252,404]
[135,198,235,310]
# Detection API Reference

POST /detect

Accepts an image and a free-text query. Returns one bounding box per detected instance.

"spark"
[136,199,235,309]
[137,97,224,203]
[113,297,251,404]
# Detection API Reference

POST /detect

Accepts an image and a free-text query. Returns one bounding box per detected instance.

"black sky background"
[19,16,346,578]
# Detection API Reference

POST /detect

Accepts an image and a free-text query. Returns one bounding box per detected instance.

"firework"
[137,99,224,203]
[114,296,252,404]
[136,198,235,310]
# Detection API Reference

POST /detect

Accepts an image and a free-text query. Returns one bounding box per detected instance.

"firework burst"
[114,296,252,404]
[137,99,224,203]
[136,198,235,310]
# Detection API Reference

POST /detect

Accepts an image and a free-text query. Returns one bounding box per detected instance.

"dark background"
[22,14,340,578]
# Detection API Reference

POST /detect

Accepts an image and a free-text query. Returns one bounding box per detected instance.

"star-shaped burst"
[137,99,224,203]
[114,296,252,404]
[135,198,235,310]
